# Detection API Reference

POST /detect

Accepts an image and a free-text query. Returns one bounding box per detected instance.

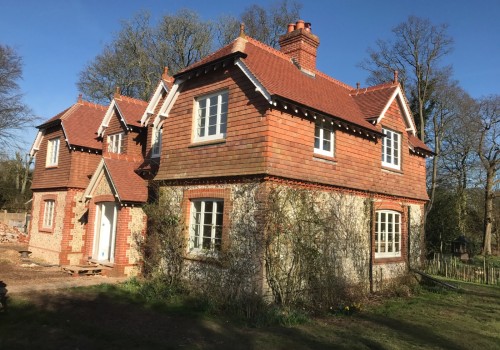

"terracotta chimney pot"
[296,20,305,30]
[287,23,295,33]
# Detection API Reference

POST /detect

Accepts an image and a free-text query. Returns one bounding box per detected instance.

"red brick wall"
[32,126,101,190]
[68,151,101,188]
[32,127,71,189]
[155,66,427,201]
[103,110,144,158]
[265,98,428,201]
[156,65,269,180]
[145,90,167,159]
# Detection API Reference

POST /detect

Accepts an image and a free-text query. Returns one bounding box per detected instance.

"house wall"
[83,173,145,277]
[145,90,168,159]
[104,110,143,158]
[156,65,269,180]
[68,151,101,188]
[28,190,68,264]
[155,66,427,202]
[61,189,89,265]
[31,126,71,190]
[265,97,428,201]
[158,178,426,294]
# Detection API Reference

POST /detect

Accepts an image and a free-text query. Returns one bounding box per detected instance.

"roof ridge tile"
[78,99,107,111]
[349,82,397,95]
[116,94,148,106]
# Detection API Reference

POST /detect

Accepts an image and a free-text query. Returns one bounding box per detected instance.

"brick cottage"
[28,20,432,289]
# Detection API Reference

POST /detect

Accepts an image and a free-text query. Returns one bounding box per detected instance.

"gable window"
[375,210,401,259]
[43,199,55,229]
[151,126,162,158]
[194,90,228,142]
[107,132,124,154]
[314,119,334,157]
[190,199,224,252]
[46,138,60,167]
[382,128,401,170]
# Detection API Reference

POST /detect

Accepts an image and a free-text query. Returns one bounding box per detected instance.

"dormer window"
[194,90,228,142]
[151,126,162,158]
[46,137,60,167]
[107,132,124,154]
[314,119,334,157]
[382,128,401,170]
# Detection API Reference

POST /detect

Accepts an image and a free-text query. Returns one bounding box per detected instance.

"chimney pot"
[279,19,319,72]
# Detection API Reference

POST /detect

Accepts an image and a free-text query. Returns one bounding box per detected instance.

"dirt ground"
[0,243,126,294]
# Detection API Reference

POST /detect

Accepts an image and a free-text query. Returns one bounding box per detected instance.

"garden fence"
[423,255,500,285]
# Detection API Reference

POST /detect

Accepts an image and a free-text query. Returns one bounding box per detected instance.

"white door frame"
[92,202,118,262]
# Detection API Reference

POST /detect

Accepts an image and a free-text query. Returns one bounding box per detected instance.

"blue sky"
[1,0,499,153]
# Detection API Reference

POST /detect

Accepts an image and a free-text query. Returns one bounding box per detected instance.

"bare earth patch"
[0,243,125,294]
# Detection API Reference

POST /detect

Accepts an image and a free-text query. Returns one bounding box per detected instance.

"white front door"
[93,203,117,262]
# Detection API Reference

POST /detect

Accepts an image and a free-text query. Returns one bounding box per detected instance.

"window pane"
[205,201,213,213]
[202,237,211,249]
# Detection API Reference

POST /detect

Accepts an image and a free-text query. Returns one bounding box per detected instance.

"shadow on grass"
[0,285,333,350]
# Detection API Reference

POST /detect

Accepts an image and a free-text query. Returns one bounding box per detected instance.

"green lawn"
[1,280,499,349]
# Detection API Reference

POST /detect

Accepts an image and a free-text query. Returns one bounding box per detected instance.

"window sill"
[373,256,404,264]
[313,153,337,164]
[381,166,403,175]
[45,165,59,169]
[39,227,54,234]
[189,139,226,148]
[184,251,223,265]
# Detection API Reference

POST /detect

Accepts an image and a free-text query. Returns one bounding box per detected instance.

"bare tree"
[0,45,35,148]
[426,78,476,216]
[77,10,213,104]
[79,3,302,103]
[475,95,500,255]
[241,0,302,48]
[154,9,213,74]
[359,16,453,140]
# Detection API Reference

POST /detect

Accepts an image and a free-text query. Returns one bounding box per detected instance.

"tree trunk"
[482,168,494,255]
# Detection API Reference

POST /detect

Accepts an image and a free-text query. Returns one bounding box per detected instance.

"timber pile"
[62,265,105,277]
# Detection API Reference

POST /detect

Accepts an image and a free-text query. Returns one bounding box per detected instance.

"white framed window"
[194,90,228,142]
[151,126,162,158]
[314,119,334,157]
[107,132,124,154]
[375,210,401,259]
[46,138,60,167]
[190,199,224,252]
[43,200,55,228]
[382,128,401,170]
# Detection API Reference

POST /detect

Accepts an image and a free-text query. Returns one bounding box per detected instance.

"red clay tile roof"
[38,100,107,150]
[178,37,380,132]
[350,83,398,119]
[408,134,433,154]
[104,157,148,202]
[114,95,148,128]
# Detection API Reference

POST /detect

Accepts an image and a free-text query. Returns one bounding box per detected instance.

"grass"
[1,280,499,349]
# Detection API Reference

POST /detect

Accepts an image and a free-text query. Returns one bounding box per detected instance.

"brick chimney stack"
[279,20,320,72]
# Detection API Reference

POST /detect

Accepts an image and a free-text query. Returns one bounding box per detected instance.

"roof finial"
[162,66,172,82]
[393,70,399,84]
[356,82,360,91]
[239,22,246,38]
[114,86,121,99]
[77,93,83,103]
